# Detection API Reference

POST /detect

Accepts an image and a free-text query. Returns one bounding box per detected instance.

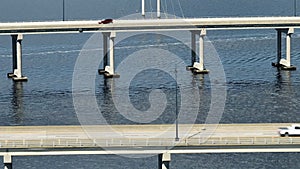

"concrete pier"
[190,29,209,74]
[7,34,27,81]
[7,35,17,78]
[158,153,171,169]
[276,29,282,65]
[187,30,197,68]
[103,33,108,69]
[272,28,296,70]
[3,154,12,169]
[98,32,119,78]
[98,32,109,74]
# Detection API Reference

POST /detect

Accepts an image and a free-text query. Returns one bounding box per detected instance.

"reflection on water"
[11,82,24,125]
[275,68,292,91]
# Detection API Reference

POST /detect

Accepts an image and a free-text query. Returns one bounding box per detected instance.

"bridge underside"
[2,145,300,169]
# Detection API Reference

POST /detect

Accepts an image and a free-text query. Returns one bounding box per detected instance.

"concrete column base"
[186,65,194,71]
[12,76,28,81]
[98,69,106,74]
[10,69,28,81]
[7,73,16,78]
[192,68,209,74]
[190,62,209,74]
[272,62,297,70]
[187,66,209,74]
[103,73,120,78]
[98,67,120,78]
[187,64,210,73]
[99,69,120,78]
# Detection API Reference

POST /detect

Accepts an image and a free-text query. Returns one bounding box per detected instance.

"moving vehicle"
[98,19,113,24]
[278,124,300,137]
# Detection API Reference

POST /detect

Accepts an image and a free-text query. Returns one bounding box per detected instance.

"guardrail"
[0,136,299,148]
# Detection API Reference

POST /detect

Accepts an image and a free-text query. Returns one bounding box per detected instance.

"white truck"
[278,124,300,137]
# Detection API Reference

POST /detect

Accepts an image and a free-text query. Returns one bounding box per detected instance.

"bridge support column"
[7,35,17,78]
[186,31,197,70]
[158,153,171,169]
[191,31,197,66]
[276,29,282,65]
[99,32,119,78]
[272,28,296,70]
[192,29,209,74]
[98,32,109,74]
[103,33,108,69]
[3,154,12,169]
[8,34,27,81]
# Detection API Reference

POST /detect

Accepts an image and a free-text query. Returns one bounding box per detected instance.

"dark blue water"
[0,153,298,169]
[1,1,300,168]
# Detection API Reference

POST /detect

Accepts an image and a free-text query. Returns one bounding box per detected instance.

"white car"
[278,124,300,137]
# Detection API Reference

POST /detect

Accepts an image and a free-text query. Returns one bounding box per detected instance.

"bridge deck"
[0,123,298,149]
[1,17,300,34]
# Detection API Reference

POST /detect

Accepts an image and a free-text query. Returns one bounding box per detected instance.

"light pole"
[294,0,297,16]
[175,66,179,141]
[63,0,65,21]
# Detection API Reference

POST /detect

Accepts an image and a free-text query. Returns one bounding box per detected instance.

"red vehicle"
[98,19,113,24]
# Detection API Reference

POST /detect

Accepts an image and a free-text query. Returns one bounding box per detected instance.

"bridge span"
[0,123,300,169]
[0,123,299,149]
[1,17,300,34]
[0,17,299,80]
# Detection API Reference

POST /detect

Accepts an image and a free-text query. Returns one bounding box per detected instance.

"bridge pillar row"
[191,29,209,74]
[272,28,296,70]
[8,34,28,81]
[158,153,171,169]
[3,154,12,169]
[98,32,119,78]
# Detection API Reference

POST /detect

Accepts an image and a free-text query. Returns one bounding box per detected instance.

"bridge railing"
[184,136,300,146]
[0,136,300,148]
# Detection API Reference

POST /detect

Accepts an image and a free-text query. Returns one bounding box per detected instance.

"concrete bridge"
[0,123,297,149]
[0,17,299,81]
[0,123,300,168]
